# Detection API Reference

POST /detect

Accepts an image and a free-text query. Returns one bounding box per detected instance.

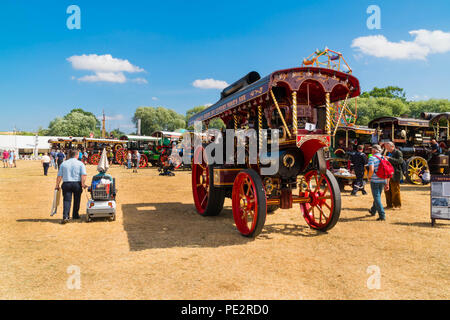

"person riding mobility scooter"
[86,149,117,222]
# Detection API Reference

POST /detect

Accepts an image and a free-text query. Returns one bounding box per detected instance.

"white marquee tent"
[0,135,58,157]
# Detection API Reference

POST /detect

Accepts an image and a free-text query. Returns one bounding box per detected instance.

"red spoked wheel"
[115,148,126,165]
[232,169,267,237]
[139,154,148,168]
[299,169,341,231]
[191,146,225,216]
[89,153,101,165]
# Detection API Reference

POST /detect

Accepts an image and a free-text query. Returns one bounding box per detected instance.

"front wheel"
[139,154,148,168]
[232,169,267,237]
[299,169,341,232]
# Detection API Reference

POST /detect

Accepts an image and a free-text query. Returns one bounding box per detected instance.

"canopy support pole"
[447,120,449,139]
[270,89,292,139]
[258,105,263,161]
[325,92,331,136]
[292,91,297,136]
[346,130,348,148]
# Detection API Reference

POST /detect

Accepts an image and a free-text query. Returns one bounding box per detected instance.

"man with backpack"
[367,144,393,221]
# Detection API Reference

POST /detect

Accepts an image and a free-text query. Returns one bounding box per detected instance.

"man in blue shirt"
[367,144,390,221]
[56,150,65,170]
[55,149,88,224]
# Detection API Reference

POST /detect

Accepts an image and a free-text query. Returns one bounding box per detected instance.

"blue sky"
[0,0,449,132]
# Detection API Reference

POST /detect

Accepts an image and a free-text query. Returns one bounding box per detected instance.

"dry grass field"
[0,161,449,299]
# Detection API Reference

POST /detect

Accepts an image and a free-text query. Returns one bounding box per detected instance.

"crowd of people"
[1,149,17,168]
[348,140,418,221]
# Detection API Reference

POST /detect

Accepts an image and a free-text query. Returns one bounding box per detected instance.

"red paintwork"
[300,170,335,229]
[89,154,100,165]
[297,135,331,171]
[192,147,209,215]
[115,148,126,164]
[139,154,148,168]
[232,171,261,235]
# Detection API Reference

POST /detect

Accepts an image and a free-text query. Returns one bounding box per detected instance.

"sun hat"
[371,144,382,153]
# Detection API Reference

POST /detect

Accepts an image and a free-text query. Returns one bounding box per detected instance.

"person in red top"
[2,150,9,168]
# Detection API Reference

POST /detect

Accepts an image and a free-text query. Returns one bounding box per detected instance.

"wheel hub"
[309,191,320,207]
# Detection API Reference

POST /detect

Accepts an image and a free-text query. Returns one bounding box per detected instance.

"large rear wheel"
[115,148,126,165]
[89,154,100,165]
[191,147,225,216]
[139,154,148,168]
[299,169,341,231]
[406,156,428,185]
[232,169,267,237]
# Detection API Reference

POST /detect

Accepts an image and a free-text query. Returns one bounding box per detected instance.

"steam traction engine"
[188,63,361,237]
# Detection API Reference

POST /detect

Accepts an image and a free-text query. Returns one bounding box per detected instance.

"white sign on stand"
[430,175,450,226]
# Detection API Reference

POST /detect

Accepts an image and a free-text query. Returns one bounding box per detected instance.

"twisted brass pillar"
[292,91,297,136]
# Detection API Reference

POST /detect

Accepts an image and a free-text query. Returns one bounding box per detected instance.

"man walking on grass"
[367,144,390,221]
[55,149,87,224]
[350,145,368,196]
[384,141,403,209]
[41,152,51,176]
[56,149,65,169]
[2,150,9,168]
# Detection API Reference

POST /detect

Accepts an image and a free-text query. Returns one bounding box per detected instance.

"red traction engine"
[188,66,361,237]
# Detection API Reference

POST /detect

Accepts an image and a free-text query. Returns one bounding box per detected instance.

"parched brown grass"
[0,161,448,299]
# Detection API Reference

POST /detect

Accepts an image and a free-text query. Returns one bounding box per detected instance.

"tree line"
[354,86,450,125]
[37,86,450,137]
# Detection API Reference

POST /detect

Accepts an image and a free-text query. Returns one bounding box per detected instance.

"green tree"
[133,106,186,135]
[37,126,50,136]
[408,99,450,118]
[360,86,407,101]
[186,105,225,130]
[46,110,98,137]
[354,97,410,126]
[68,108,101,129]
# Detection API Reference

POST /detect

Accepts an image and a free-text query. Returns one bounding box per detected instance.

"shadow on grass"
[16,218,84,224]
[392,221,450,228]
[260,223,325,238]
[399,185,429,192]
[17,218,61,224]
[122,202,325,250]
[122,202,250,250]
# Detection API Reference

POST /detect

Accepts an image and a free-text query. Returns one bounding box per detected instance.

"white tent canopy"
[0,135,58,156]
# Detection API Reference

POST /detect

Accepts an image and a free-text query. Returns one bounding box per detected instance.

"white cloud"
[79,72,127,83]
[193,78,229,89]
[67,54,144,73]
[130,78,148,84]
[68,54,147,84]
[152,97,158,101]
[351,29,450,60]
